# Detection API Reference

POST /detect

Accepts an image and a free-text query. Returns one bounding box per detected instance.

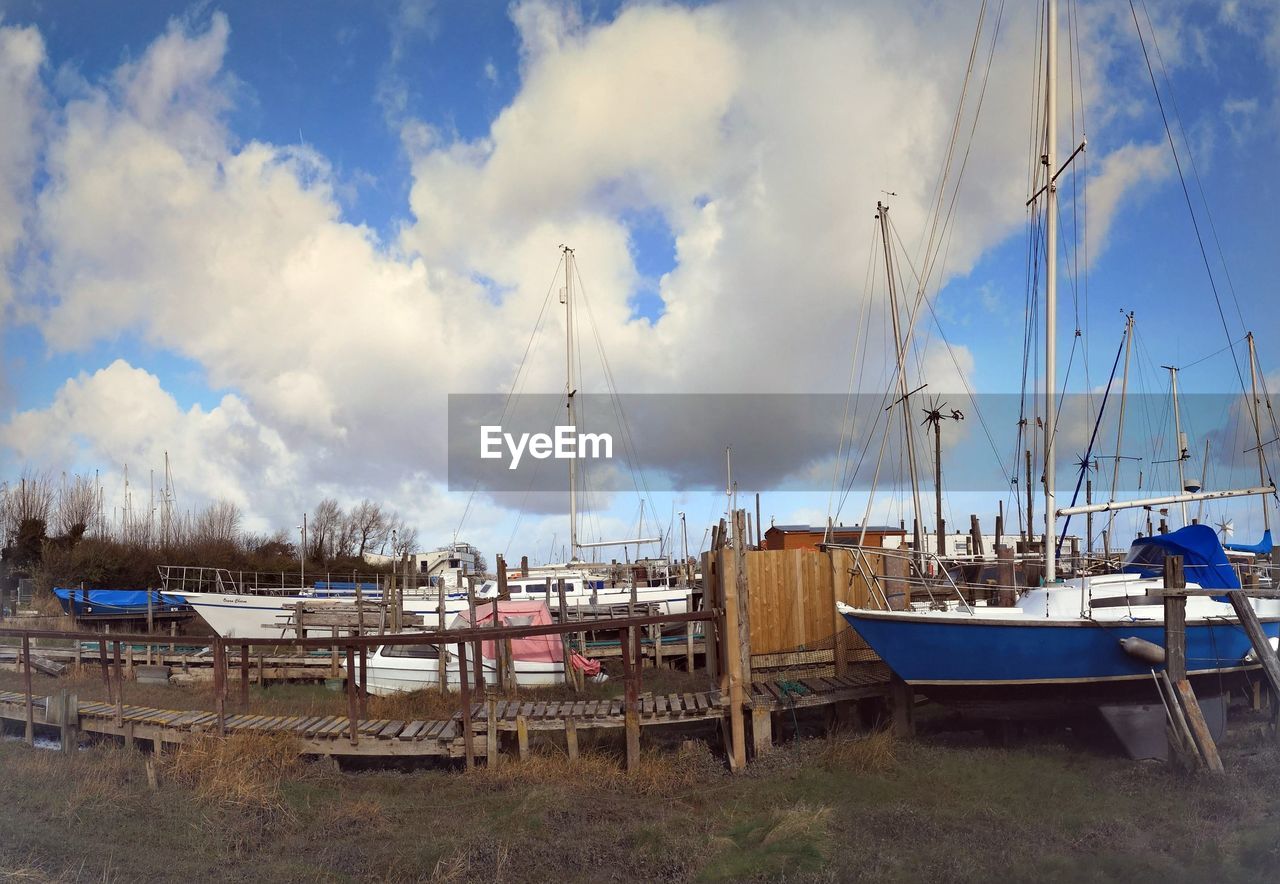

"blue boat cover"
[53,588,188,614]
[1224,529,1274,556]
[1121,524,1240,590]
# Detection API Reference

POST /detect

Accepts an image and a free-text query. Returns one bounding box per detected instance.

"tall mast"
[1164,365,1188,524]
[1105,313,1134,554]
[1248,332,1271,533]
[1044,0,1059,582]
[563,246,578,557]
[877,202,924,564]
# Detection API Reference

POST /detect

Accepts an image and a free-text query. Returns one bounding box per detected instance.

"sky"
[1,0,1279,564]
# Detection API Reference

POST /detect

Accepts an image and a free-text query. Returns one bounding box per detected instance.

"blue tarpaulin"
[53,588,189,615]
[1121,524,1241,590]
[1225,529,1274,556]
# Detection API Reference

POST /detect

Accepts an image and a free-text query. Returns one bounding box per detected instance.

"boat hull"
[353,654,565,694]
[841,609,1278,713]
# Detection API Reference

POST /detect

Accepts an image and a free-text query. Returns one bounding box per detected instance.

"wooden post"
[1163,556,1186,683]
[486,693,499,768]
[169,621,176,653]
[890,674,915,738]
[557,579,575,692]
[516,714,530,761]
[751,706,772,758]
[830,549,849,677]
[355,581,364,637]
[685,590,696,672]
[467,579,483,690]
[22,634,33,746]
[330,625,339,679]
[357,644,368,719]
[619,628,640,771]
[239,643,249,706]
[502,638,515,693]
[721,542,747,772]
[734,510,752,685]
[114,640,124,730]
[345,645,359,745]
[458,640,474,770]
[292,600,305,655]
[564,716,578,761]
[98,639,113,703]
[213,639,225,737]
[497,555,508,597]
[59,689,78,754]
[969,514,984,557]
[704,552,721,686]
[438,575,448,695]
[257,649,265,686]
[631,622,644,692]
[996,545,1016,607]
[1174,678,1224,772]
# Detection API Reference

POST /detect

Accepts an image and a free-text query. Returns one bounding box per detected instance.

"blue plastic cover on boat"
[53,588,187,614]
[1224,529,1274,556]
[1121,524,1240,590]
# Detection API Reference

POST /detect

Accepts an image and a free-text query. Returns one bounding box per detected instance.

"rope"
[1126,0,1253,405]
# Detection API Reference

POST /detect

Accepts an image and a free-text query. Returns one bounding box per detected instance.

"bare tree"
[192,499,243,547]
[2,469,55,540]
[54,473,99,539]
[309,498,343,562]
[347,499,390,559]
[335,510,359,558]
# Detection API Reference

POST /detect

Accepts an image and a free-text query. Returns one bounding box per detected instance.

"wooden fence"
[702,543,885,678]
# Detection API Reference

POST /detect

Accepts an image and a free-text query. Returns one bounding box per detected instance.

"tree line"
[0,468,425,593]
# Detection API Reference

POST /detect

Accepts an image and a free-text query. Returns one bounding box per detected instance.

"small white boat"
[351,600,573,694]
[355,644,566,695]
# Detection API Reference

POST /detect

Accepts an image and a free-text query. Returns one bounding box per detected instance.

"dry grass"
[471,745,718,797]
[5,710,1280,882]
[819,727,899,773]
[164,731,303,816]
[364,687,463,721]
[761,802,833,847]
[11,742,144,824]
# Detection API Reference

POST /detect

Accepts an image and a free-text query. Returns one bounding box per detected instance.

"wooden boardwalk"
[0,669,889,761]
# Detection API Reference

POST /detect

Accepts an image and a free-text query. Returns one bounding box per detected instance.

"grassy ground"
[1,697,1278,883]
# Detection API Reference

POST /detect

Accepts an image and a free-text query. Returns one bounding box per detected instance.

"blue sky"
[1,0,1278,559]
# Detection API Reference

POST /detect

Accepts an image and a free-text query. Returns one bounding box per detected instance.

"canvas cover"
[1121,524,1241,590]
[1224,529,1274,556]
[53,588,186,614]
[449,599,561,663]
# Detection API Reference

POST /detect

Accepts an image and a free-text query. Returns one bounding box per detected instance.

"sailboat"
[837,0,1279,716]
[468,245,692,619]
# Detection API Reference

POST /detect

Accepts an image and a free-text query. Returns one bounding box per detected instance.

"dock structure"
[0,669,889,760]
[0,511,898,768]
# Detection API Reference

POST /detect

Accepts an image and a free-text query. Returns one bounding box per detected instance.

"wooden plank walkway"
[0,669,889,760]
